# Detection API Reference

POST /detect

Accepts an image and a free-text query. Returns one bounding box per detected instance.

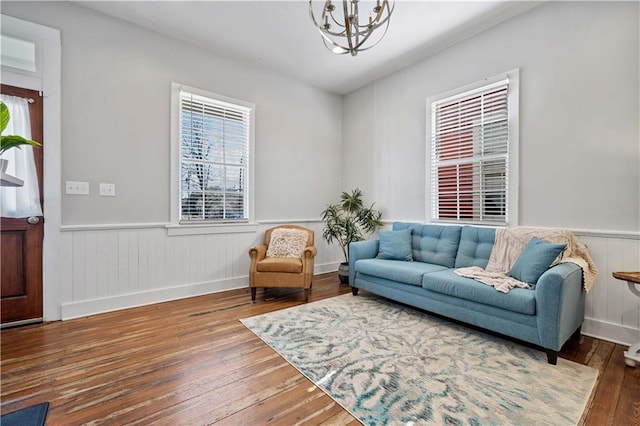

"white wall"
[343,1,639,232]
[342,1,640,344]
[2,1,343,225]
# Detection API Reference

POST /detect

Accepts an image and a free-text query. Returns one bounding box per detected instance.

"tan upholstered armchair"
[248,225,317,302]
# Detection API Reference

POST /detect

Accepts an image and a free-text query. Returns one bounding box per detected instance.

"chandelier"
[309,0,394,56]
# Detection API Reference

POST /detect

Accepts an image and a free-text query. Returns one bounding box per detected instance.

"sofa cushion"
[355,259,448,287]
[454,226,496,268]
[377,228,413,261]
[393,223,462,268]
[422,269,536,315]
[508,237,567,285]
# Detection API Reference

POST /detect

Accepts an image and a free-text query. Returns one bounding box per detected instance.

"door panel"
[1,220,43,323]
[1,231,25,296]
[1,84,44,326]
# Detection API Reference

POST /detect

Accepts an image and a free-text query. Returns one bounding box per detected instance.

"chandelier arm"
[351,17,391,51]
[309,1,322,27]
[319,26,355,54]
[323,18,349,37]
[309,0,347,31]
[321,36,349,55]
[350,13,382,49]
[328,9,346,28]
[351,28,375,51]
[376,0,395,26]
[357,1,393,30]
[318,2,355,35]
[371,5,383,27]
[342,0,355,55]
[353,0,360,49]
[309,1,347,37]
[324,28,348,37]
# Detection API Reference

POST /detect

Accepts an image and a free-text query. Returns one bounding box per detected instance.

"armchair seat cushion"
[257,257,303,273]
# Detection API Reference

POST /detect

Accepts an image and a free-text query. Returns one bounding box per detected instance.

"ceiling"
[79,1,542,95]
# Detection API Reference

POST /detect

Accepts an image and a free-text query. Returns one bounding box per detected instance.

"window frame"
[168,82,256,236]
[426,69,519,227]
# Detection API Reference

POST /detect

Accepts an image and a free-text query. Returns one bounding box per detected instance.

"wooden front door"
[1,85,44,326]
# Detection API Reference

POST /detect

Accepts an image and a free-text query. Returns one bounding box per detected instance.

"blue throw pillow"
[508,237,567,285]
[377,229,413,261]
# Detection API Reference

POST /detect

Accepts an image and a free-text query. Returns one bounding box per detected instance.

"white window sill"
[166,222,259,236]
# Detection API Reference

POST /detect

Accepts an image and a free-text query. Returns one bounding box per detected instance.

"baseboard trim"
[61,277,249,320]
[315,261,340,275]
[61,264,342,320]
[582,317,639,347]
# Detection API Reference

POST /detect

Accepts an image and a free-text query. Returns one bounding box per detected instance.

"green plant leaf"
[0,135,42,155]
[341,188,364,213]
[321,188,383,263]
[0,102,9,135]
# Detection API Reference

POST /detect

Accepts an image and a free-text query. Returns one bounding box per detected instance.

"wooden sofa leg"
[546,350,558,365]
[572,326,582,340]
[351,287,359,296]
[304,288,310,303]
[250,287,257,302]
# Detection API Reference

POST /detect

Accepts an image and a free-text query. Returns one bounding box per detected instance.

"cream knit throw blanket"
[455,227,598,293]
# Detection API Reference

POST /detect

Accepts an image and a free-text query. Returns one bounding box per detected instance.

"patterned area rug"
[241,294,598,425]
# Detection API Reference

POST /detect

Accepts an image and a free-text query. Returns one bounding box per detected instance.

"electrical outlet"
[66,181,89,195]
[99,183,116,196]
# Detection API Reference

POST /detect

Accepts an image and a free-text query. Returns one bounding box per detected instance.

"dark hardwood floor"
[1,272,638,425]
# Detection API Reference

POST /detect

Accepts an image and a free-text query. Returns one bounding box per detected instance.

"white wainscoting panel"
[58,222,640,346]
[577,232,640,346]
[59,221,344,320]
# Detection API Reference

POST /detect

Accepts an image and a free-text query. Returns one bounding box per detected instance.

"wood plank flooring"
[1,272,638,425]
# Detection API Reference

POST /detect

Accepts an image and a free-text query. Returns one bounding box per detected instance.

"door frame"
[1,84,45,326]
[1,14,62,321]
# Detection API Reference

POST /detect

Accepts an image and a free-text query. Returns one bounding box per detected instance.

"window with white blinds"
[429,74,517,226]
[178,90,252,222]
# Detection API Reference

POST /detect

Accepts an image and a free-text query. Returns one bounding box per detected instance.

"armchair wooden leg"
[250,287,257,302]
[304,288,310,303]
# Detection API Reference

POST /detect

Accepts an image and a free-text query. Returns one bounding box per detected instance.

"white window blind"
[430,79,510,225]
[179,91,251,222]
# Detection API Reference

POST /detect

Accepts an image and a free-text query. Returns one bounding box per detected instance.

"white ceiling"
[79,1,542,95]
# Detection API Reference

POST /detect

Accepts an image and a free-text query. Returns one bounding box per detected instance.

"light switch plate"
[99,183,116,196]
[66,181,89,195]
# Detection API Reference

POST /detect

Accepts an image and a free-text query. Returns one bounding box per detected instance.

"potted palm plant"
[0,101,41,172]
[321,188,383,284]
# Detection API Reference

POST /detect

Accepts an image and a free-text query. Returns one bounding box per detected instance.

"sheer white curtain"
[0,94,42,218]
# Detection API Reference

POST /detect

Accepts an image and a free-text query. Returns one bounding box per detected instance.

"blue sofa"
[349,222,586,364]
